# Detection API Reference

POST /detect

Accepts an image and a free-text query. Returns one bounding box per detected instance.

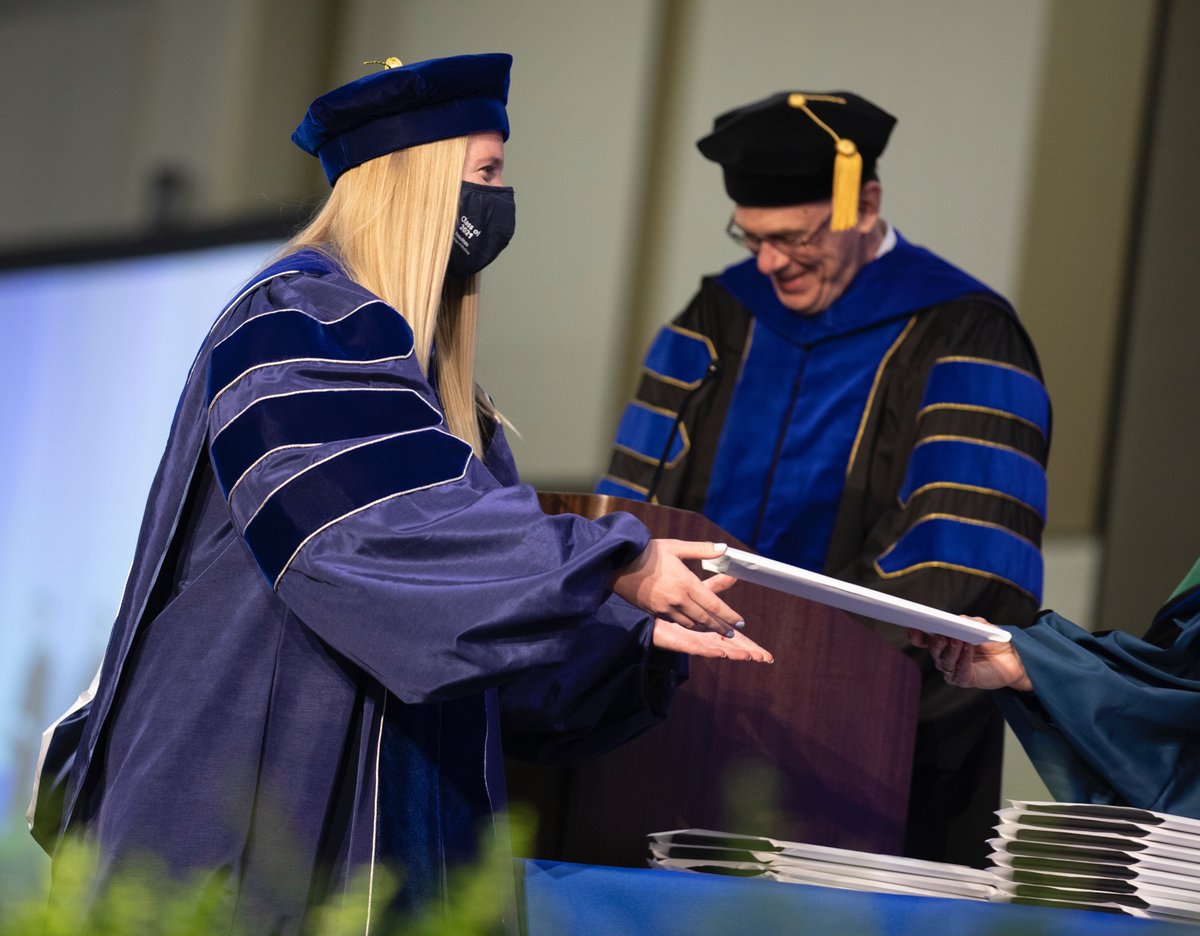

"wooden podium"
[505,493,922,868]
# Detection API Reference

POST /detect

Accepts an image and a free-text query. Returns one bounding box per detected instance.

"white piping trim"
[207,300,413,411]
[214,298,386,352]
[209,354,412,414]
[240,420,452,532]
[269,435,473,588]
[213,386,438,446]
[228,443,321,501]
[184,268,301,384]
[218,305,306,339]
[365,693,387,935]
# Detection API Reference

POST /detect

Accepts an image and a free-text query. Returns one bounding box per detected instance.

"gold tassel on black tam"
[787,93,862,231]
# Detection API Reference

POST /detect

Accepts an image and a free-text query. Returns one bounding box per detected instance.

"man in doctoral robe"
[599,90,1051,866]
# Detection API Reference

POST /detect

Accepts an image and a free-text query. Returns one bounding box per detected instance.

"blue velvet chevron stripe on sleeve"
[205,274,480,589]
[920,358,1050,438]
[899,438,1047,519]
[611,402,689,467]
[210,388,444,497]
[244,428,473,587]
[207,300,415,406]
[875,515,1043,601]
[642,325,717,389]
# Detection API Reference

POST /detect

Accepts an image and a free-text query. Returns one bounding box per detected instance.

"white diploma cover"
[702,547,1010,645]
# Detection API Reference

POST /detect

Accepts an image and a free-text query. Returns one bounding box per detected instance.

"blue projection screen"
[0,240,280,830]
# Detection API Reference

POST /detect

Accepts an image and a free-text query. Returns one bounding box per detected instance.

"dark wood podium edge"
[506,490,921,866]
[538,491,729,539]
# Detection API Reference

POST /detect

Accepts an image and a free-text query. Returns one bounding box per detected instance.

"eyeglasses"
[725,213,833,255]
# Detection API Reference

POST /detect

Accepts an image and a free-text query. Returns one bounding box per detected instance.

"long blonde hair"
[283,136,493,455]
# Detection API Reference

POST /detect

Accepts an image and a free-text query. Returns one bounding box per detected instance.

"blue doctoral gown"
[40,251,678,932]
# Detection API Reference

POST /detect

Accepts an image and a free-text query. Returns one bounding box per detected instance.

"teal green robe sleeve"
[996,570,1200,818]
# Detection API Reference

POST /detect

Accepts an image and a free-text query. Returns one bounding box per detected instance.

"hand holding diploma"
[909,621,1032,691]
[611,539,744,638]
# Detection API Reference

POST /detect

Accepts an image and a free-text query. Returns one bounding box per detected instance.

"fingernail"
[733,620,745,629]
[725,630,736,639]
[713,542,727,552]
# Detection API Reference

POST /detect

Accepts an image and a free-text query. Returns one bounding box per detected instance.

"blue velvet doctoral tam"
[45,250,678,933]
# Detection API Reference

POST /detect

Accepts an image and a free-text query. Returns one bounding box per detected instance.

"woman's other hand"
[653,619,773,663]
[612,540,743,637]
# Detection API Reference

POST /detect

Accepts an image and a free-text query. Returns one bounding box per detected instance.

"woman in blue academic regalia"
[36,52,771,933]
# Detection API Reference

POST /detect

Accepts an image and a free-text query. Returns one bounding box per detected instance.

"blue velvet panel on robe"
[897,439,1047,521]
[702,233,1003,570]
[643,325,718,389]
[876,515,1043,602]
[919,358,1051,438]
[609,402,690,470]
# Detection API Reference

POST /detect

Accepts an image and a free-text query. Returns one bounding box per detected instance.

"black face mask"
[448,182,516,277]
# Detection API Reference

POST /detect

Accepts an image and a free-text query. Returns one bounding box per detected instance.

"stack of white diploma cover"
[664,552,1200,918]
[648,549,1007,899]
[647,829,1000,901]
[988,801,1200,922]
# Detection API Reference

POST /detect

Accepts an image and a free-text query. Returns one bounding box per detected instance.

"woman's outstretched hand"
[653,619,773,663]
[611,539,743,637]
[909,622,1032,691]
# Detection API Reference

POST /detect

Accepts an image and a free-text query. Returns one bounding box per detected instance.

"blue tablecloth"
[517,859,1196,935]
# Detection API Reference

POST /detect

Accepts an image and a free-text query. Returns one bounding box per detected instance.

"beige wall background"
[1096,0,1200,633]
[2,0,1197,803]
